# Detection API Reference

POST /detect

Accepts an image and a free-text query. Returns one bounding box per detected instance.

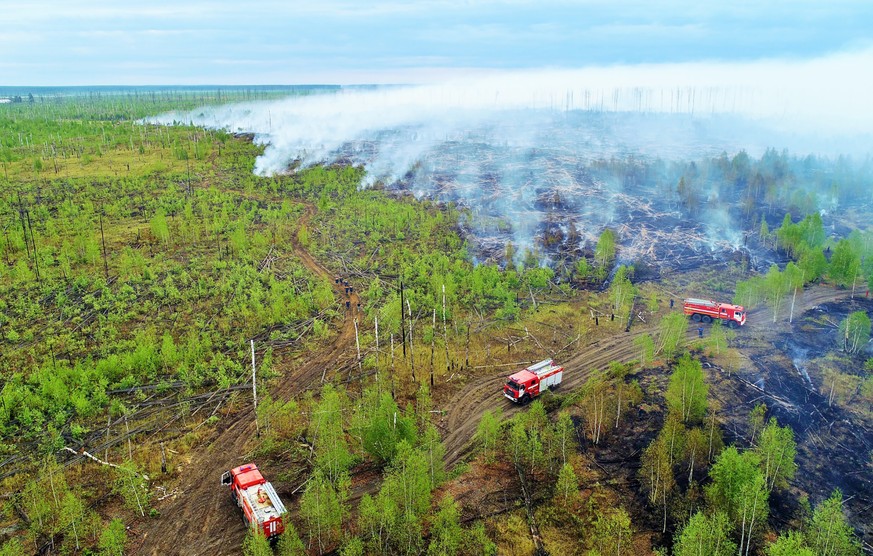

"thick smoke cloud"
[150,49,873,262]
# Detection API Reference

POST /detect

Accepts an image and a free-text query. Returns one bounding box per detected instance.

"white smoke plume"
[149,48,873,261]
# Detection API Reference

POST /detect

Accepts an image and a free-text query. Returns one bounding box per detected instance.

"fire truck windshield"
[507,380,521,391]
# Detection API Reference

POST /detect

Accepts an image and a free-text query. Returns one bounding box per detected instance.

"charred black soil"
[716,295,873,549]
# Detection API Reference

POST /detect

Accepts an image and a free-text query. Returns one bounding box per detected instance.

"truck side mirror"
[220,471,231,486]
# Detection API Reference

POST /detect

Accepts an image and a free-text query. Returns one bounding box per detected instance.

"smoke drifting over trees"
[150,52,873,264]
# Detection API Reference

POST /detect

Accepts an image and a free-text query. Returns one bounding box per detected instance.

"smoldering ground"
[149,49,873,265]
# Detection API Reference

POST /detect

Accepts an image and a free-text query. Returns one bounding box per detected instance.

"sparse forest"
[1,89,870,556]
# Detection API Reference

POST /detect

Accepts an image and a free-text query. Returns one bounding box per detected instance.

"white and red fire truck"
[683,298,746,328]
[220,463,287,540]
[503,359,564,404]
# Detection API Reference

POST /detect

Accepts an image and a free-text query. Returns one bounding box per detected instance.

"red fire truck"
[504,359,564,404]
[220,463,287,540]
[683,298,746,328]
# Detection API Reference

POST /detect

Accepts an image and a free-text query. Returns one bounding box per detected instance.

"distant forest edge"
[0,84,340,99]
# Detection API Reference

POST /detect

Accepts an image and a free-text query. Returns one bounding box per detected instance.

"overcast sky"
[3,1,872,85]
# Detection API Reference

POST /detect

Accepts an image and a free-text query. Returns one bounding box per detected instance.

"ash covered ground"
[323,111,870,273]
[154,90,873,272]
[720,296,873,548]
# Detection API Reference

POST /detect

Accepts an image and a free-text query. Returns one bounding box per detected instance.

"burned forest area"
[1,92,872,556]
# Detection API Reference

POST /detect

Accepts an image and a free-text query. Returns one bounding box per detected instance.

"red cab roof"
[232,463,266,489]
[508,369,537,384]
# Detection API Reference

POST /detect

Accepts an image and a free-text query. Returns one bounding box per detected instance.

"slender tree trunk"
[744,486,761,556]
[400,281,406,359]
[430,308,436,387]
[688,448,695,483]
[442,284,449,371]
[615,382,623,428]
[407,299,415,383]
[374,316,379,381]
[99,210,109,280]
[662,487,668,533]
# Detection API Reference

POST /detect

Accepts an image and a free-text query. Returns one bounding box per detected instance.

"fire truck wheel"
[521,394,531,405]
[702,315,712,323]
[691,313,701,322]
[728,320,737,329]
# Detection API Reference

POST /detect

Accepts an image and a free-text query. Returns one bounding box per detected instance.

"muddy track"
[134,204,360,556]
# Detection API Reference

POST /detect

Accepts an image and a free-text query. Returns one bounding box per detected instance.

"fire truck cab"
[504,359,564,404]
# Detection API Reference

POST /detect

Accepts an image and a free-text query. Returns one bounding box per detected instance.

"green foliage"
[427,495,463,556]
[112,461,151,516]
[339,537,364,556]
[459,522,497,556]
[0,537,24,556]
[639,423,677,529]
[806,489,862,556]
[759,216,770,244]
[733,274,765,309]
[384,441,433,519]
[354,387,417,464]
[59,490,87,551]
[99,518,127,556]
[575,256,592,280]
[358,493,395,555]
[299,469,348,554]
[311,384,355,483]
[748,403,767,445]
[554,462,579,504]
[150,208,170,243]
[705,446,769,554]
[609,265,636,320]
[591,507,632,556]
[828,239,861,287]
[666,354,709,424]
[706,320,733,356]
[673,511,736,556]
[634,333,655,367]
[776,212,825,257]
[420,424,447,489]
[761,263,793,321]
[359,440,433,555]
[656,312,687,360]
[798,245,828,282]
[595,228,617,270]
[554,410,576,465]
[524,265,554,289]
[275,518,306,556]
[256,394,305,454]
[683,426,709,483]
[475,407,502,464]
[838,311,871,354]
[767,531,814,556]
[508,401,550,475]
[753,417,797,492]
[242,529,273,556]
